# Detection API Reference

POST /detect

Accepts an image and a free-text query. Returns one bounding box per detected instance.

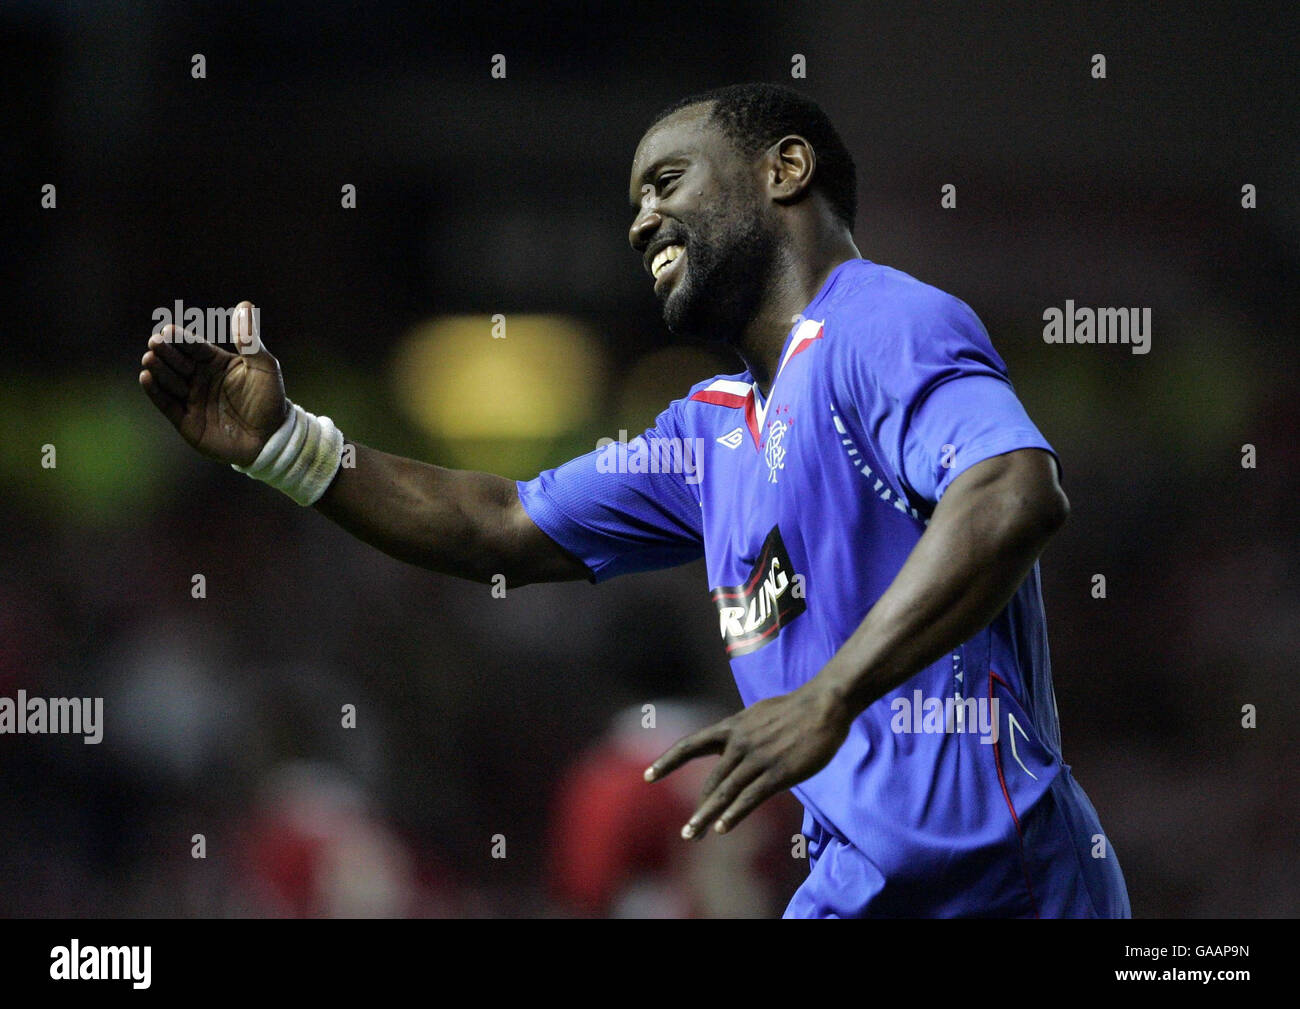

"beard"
[658,202,782,345]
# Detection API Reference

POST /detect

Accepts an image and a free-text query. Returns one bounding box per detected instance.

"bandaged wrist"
[232,400,345,506]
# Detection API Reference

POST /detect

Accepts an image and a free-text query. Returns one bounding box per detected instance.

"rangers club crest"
[762,405,794,483]
[764,420,788,482]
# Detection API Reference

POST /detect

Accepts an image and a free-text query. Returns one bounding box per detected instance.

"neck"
[736,231,861,396]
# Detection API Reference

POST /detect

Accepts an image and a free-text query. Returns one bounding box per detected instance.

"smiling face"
[628,103,784,344]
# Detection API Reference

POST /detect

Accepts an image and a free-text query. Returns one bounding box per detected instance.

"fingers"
[139,305,259,431]
[683,759,765,839]
[713,771,780,835]
[138,368,184,427]
[697,742,745,802]
[230,301,262,355]
[147,332,194,377]
[146,302,260,367]
[141,343,191,400]
[644,722,728,783]
[647,716,780,840]
[158,323,219,365]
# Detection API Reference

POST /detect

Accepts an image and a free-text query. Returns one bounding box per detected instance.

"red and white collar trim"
[688,318,825,449]
[777,317,826,377]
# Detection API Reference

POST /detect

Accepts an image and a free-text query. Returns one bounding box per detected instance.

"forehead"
[628,103,728,197]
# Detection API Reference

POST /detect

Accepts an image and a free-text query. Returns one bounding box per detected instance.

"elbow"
[953,451,1069,552]
[1044,484,1070,533]
[1010,451,1069,542]
[1017,483,1069,546]
[988,475,1068,549]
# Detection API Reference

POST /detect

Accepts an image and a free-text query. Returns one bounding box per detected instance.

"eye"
[656,171,682,193]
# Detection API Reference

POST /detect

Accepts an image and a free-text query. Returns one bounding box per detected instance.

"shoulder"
[681,371,753,405]
[656,370,753,422]
[827,261,986,341]
[823,262,1001,380]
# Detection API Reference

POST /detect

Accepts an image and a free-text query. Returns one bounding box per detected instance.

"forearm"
[313,442,586,585]
[814,451,1067,717]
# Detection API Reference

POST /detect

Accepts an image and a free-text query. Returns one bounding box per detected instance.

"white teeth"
[652,244,684,279]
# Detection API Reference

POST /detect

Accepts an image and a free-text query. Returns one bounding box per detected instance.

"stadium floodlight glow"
[390,314,607,441]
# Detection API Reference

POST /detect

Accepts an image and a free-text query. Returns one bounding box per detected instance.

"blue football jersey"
[518,258,1130,918]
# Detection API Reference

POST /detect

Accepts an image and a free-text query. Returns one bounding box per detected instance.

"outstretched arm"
[139,301,590,587]
[313,445,589,585]
[646,447,1069,838]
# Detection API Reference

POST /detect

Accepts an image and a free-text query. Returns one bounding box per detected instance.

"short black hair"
[646,82,857,232]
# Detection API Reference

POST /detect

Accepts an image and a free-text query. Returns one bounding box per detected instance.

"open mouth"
[651,243,686,293]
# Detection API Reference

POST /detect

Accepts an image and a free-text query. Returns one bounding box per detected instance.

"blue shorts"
[785,768,1131,918]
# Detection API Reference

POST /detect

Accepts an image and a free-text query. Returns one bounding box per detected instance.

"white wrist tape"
[232,400,345,506]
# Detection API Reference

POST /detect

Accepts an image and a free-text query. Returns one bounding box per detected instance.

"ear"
[764,135,816,205]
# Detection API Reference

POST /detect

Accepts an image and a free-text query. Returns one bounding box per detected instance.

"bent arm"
[643,447,1071,837]
[816,447,1069,715]
[314,442,592,586]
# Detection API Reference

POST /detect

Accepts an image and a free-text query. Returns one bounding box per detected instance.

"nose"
[628,203,661,253]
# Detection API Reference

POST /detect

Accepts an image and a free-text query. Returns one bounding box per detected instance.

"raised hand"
[138,301,288,467]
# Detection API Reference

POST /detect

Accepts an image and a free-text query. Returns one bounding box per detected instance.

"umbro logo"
[717,427,745,450]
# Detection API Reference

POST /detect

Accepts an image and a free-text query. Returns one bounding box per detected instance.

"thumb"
[230,300,266,356]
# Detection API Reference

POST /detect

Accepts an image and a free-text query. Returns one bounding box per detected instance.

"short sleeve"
[841,281,1058,508]
[516,402,705,582]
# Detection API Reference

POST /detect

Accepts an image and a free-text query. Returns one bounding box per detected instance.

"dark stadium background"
[1,2,1295,917]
